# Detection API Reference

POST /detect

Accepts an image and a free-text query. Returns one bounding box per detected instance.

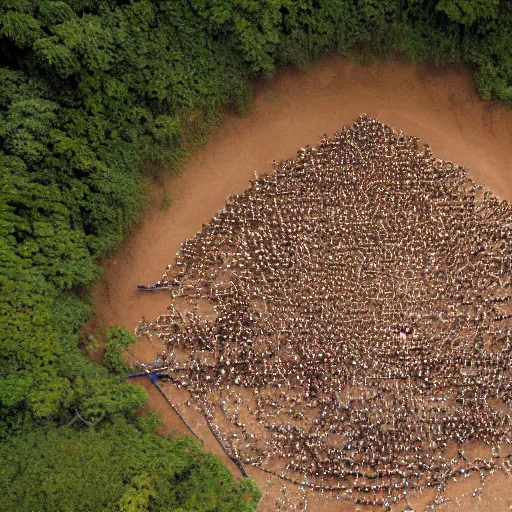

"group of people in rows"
[137,115,512,509]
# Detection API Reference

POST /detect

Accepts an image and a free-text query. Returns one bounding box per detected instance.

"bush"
[104,327,138,376]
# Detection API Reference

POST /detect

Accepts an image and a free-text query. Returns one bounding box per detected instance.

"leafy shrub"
[103,327,138,376]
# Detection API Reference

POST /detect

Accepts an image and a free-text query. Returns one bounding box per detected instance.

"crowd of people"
[137,115,512,508]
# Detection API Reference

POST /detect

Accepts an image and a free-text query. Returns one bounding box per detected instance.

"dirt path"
[92,56,512,511]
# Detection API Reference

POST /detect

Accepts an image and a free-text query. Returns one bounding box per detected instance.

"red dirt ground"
[91,55,512,511]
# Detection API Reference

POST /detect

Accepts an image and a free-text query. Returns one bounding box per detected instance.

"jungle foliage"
[0,0,511,510]
[0,419,260,512]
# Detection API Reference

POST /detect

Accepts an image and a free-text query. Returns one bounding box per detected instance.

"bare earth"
[92,56,512,511]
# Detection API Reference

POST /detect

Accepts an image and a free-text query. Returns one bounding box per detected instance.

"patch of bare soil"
[92,56,512,511]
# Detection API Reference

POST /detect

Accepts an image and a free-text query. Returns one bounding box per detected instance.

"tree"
[436,0,500,26]
[0,421,260,512]
[118,473,156,512]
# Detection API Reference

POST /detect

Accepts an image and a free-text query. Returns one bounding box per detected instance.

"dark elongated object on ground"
[137,284,170,291]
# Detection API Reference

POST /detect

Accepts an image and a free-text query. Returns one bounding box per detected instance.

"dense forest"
[0,0,511,510]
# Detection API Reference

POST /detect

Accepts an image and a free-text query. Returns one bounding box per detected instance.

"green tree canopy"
[0,421,260,512]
